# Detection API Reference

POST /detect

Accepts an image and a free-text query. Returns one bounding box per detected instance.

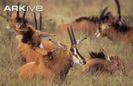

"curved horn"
[39,13,42,30]
[34,12,38,29]
[22,5,27,20]
[17,2,20,19]
[114,0,121,21]
[70,27,77,44]
[99,7,108,20]
[67,27,74,45]
[77,36,87,45]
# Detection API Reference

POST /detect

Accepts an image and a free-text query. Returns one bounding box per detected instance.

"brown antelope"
[0,3,28,31]
[81,49,125,75]
[95,0,133,44]
[18,27,86,81]
[16,12,57,62]
[0,3,57,62]
[56,6,109,38]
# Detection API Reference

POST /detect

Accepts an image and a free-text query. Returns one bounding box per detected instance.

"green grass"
[0,0,133,86]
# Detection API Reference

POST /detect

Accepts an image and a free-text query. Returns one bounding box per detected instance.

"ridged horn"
[17,2,20,19]
[67,27,74,45]
[22,5,27,20]
[70,26,77,44]
[39,13,42,30]
[114,0,121,21]
[34,12,38,29]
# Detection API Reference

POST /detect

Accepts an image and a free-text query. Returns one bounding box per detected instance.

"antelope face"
[49,27,86,65]
[70,47,86,65]
[95,22,112,38]
[7,17,22,30]
[5,3,27,31]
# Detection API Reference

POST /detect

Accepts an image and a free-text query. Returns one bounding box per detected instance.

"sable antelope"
[18,27,86,81]
[56,7,109,38]
[0,3,56,62]
[95,0,133,44]
[16,12,57,62]
[81,49,125,75]
[0,3,45,62]
[0,3,28,31]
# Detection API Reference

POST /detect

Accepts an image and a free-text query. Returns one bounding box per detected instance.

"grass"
[0,0,133,86]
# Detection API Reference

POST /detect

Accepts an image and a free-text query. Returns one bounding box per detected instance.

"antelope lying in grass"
[0,3,28,31]
[81,49,125,75]
[0,3,56,62]
[95,0,133,44]
[18,27,86,81]
[56,6,110,37]
[16,12,57,62]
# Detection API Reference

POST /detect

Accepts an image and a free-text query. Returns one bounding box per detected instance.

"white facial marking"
[16,23,21,29]
[107,56,112,63]
[96,33,101,38]
[6,25,10,29]
[72,48,85,65]
[72,55,81,65]
[95,28,100,37]
[39,43,43,48]
[73,48,77,55]
[104,51,112,63]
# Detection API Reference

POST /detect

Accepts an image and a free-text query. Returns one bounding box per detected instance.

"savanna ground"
[0,0,133,86]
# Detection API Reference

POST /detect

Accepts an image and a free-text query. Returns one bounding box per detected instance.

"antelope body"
[17,27,86,81]
[95,0,133,44]
[81,50,125,74]
[18,49,73,81]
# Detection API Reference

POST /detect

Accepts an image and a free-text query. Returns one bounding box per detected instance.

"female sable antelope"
[95,0,133,44]
[56,5,112,38]
[0,3,57,62]
[16,12,57,62]
[57,16,99,38]
[18,27,86,81]
[0,3,28,31]
[81,49,125,75]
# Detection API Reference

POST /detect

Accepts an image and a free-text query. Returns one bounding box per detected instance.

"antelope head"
[67,27,86,65]
[49,27,86,65]
[95,0,124,38]
[0,3,28,31]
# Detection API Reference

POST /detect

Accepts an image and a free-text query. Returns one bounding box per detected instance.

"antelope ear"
[77,36,87,45]
[48,39,65,49]
[100,49,111,62]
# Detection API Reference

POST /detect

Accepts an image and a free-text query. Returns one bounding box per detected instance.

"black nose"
[83,60,86,65]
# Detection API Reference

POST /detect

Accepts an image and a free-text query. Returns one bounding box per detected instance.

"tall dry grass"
[0,0,133,86]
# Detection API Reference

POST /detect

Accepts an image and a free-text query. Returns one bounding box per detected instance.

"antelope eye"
[70,48,74,52]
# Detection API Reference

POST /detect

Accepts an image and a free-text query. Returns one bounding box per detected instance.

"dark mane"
[112,22,131,32]
[89,51,106,59]
[75,16,99,23]
[22,27,34,44]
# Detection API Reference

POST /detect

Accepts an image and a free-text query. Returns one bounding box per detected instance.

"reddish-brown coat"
[81,56,125,74]
[18,49,73,81]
